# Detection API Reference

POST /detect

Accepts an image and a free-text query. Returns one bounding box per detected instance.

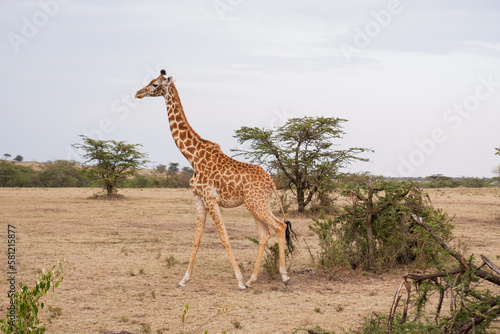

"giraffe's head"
[135,69,173,99]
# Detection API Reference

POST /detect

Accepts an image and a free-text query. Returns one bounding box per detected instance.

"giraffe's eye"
[152,84,158,88]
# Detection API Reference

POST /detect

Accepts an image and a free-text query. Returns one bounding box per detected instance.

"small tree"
[168,162,180,174]
[3,153,11,160]
[13,155,23,163]
[233,117,372,212]
[72,136,148,197]
[155,164,167,173]
[182,166,194,174]
[310,177,453,272]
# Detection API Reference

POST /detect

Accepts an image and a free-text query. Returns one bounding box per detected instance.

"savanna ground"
[0,187,499,333]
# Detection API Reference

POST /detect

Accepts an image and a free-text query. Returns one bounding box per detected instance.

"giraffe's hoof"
[246,274,258,288]
[245,280,255,288]
[177,282,187,288]
[236,285,248,291]
[283,276,291,286]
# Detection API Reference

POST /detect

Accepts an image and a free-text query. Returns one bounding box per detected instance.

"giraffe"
[135,70,296,290]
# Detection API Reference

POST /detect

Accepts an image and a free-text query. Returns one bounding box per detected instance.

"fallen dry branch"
[386,215,500,334]
[387,277,412,334]
[481,254,500,276]
[410,214,500,285]
[405,267,464,283]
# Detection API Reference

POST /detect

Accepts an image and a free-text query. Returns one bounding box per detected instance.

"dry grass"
[0,187,498,333]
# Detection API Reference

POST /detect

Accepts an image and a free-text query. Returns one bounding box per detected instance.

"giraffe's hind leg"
[245,200,290,286]
[178,196,207,288]
[246,219,270,287]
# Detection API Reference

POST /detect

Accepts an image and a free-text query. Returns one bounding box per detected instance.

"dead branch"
[345,189,366,202]
[405,268,464,283]
[450,273,461,312]
[434,278,446,323]
[410,215,500,286]
[481,255,500,276]
[401,279,411,324]
[386,216,500,334]
[388,277,407,333]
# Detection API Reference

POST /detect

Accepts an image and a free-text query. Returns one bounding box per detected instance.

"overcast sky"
[2,0,499,177]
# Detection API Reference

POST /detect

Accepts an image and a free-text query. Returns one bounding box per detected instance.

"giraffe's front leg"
[178,196,207,288]
[205,200,247,290]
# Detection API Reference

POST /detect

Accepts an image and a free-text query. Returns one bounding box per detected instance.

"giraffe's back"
[190,148,272,208]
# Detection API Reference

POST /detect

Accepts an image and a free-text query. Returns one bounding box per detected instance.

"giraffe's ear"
[160,69,166,76]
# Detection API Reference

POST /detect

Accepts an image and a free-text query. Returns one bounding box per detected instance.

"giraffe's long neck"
[164,83,203,167]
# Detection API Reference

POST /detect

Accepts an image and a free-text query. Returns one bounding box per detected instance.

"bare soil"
[0,187,499,333]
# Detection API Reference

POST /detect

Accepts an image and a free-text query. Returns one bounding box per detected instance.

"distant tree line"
[125,163,194,189]
[0,160,192,188]
[2,159,497,191]
[3,153,23,162]
[402,174,498,188]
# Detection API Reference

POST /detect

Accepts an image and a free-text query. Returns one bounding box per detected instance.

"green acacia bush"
[310,178,454,272]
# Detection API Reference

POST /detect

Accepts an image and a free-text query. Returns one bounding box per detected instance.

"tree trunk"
[106,183,114,197]
[365,178,376,271]
[297,187,306,213]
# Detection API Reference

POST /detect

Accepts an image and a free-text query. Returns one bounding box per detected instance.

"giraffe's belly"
[219,195,245,208]
[190,173,245,208]
[212,187,245,208]
[215,187,244,208]
[191,182,244,208]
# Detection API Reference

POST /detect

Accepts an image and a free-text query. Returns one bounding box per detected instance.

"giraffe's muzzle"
[135,90,145,99]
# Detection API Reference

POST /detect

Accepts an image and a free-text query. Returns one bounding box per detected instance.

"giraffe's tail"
[269,175,297,253]
[269,175,287,221]
[285,220,297,253]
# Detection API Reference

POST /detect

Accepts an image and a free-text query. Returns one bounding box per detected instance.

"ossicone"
[160,69,167,76]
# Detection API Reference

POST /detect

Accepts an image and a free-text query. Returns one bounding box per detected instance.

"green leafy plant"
[181,304,189,329]
[310,178,454,272]
[180,304,227,333]
[164,255,177,267]
[0,261,65,334]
